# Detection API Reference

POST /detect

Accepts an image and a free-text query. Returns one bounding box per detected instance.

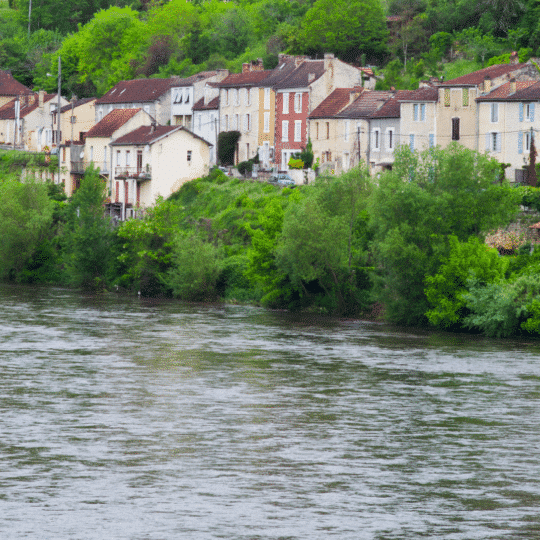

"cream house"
[477,79,540,181]
[109,125,211,219]
[52,97,97,145]
[192,90,219,166]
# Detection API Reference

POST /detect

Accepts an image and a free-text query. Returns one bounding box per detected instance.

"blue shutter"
[531,103,535,122]
[519,103,524,122]
[429,134,435,148]
[518,131,523,154]
[485,133,490,151]
[421,104,426,121]
[496,132,502,153]
[409,134,415,151]
[413,104,418,121]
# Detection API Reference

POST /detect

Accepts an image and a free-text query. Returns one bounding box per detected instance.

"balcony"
[114,166,152,181]
[70,161,110,175]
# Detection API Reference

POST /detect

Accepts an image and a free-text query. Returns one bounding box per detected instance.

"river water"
[2,284,540,539]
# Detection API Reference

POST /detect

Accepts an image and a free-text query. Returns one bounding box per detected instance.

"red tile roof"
[336,91,392,118]
[0,93,57,120]
[85,108,142,138]
[95,78,176,104]
[370,90,414,118]
[192,96,219,111]
[0,70,32,97]
[217,70,273,88]
[440,63,527,86]
[309,88,359,119]
[398,86,439,102]
[476,80,540,101]
[110,125,211,146]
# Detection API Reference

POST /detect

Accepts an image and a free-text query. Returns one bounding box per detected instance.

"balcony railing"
[70,161,109,174]
[114,166,152,181]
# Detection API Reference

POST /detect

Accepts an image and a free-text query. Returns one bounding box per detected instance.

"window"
[452,117,460,141]
[90,146,94,161]
[409,134,415,151]
[462,88,469,107]
[429,134,435,148]
[526,103,535,121]
[234,89,239,106]
[486,131,501,152]
[444,88,450,107]
[294,93,302,113]
[326,122,330,140]
[283,92,289,114]
[372,128,380,150]
[234,114,239,130]
[187,150,192,162]
[345,120,350,142]
[490,103,499,123]
[226,89,230,105]
[525,131,531,152]
[344,152,350,169]
[294,120,302,142]
[244,114,250,132]
[116,150,121,166]
[316,122,319,140]
[519,131,532,153]
[126,150,131,166]
[386,128,394,150]
[413,103,426,121]
[282,120,289,142]
[264,112,270,133]
[264,88,270,110]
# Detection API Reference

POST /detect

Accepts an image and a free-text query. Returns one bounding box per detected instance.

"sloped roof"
[398,86,439,102]
[95,78,176,104]
[336,91,392,119]
[259,60,298,87]
[476,80,540,101]
[0,70,32,97]
[172,71,220,87]
[110,124,211,146]
[370,90,414,118]
[60,97,95,114]
[217,70,273,88]
[192,96,219,111]
[0,93,57,120]
[273,60,326,90]
[85,108,142,138]
[309,88,358,119]
[440,63,527,86]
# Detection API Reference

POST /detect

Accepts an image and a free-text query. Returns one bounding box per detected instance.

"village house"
[273,54,365,170]
[0,70,32,108]
[109,124,211,218]
[94,78,177,125]
[170,70,228,129]
[192,89,220,166]
[217,59,272,165]
[62,108,153,198]
[476,79,540,182]
[52,97,97,146]
[0,91,68,151]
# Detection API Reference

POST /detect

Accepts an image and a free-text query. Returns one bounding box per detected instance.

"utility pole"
[56,56,62,184]
[28,0,32,37]
[14,95,19,150]
[214,116,218,165]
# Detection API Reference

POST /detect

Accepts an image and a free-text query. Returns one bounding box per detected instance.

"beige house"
[0,91,68,151]
[398,85,438,154]
[52,97,97,145]
[218,61,272,164]
[109,125,211,219]
[436,62,539,151]
[63,108,153,198]
[476,79,540,181]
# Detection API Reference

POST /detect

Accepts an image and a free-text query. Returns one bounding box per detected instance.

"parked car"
[270,173,295,186]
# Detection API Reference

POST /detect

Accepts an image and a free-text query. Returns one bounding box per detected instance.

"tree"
[0,176,53,279]
[62,165,112,290]
[297,0,389,63]
[369,144,521,325]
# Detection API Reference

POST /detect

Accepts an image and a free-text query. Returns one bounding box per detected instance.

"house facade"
[109,125,211,218]
[94,78,177,125]
[192,93,219,166]
[54,97,97,145]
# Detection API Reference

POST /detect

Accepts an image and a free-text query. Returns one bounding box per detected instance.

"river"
[1,284,540,539]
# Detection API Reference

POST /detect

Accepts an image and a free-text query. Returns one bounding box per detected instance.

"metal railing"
[114,166,151,180]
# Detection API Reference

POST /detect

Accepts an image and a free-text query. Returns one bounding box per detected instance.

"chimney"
[349,86,363,104]
[484,76,492,93]
[38,90,45,107]
[308,73,315,83]
[294,55,307,67]
[510,77,517,94]
[510,51,519,64]
[324,53,335,71]
[216,69,229,81]
[242,63,251,73]
[257,58,264,70]
[150,121,156,133]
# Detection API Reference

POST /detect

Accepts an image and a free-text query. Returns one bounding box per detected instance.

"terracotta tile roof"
[85,108,142,138]
[476,80,540,101]
[0,93,57,120]
[398,86,439,102]
[0,70,32,96]
[309,88,359,118]
[259,59,298,87]
[273,60,326,89]
[192,96,219,110]
[440,63,527,86]
[335,91,392,119]
[370,90,414,118]
[217,70,273,88]
[59,97,95,114]
[172,71,219,87]
[360,67,375,78]
[95,78,176,104]
[110,124,211,146]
